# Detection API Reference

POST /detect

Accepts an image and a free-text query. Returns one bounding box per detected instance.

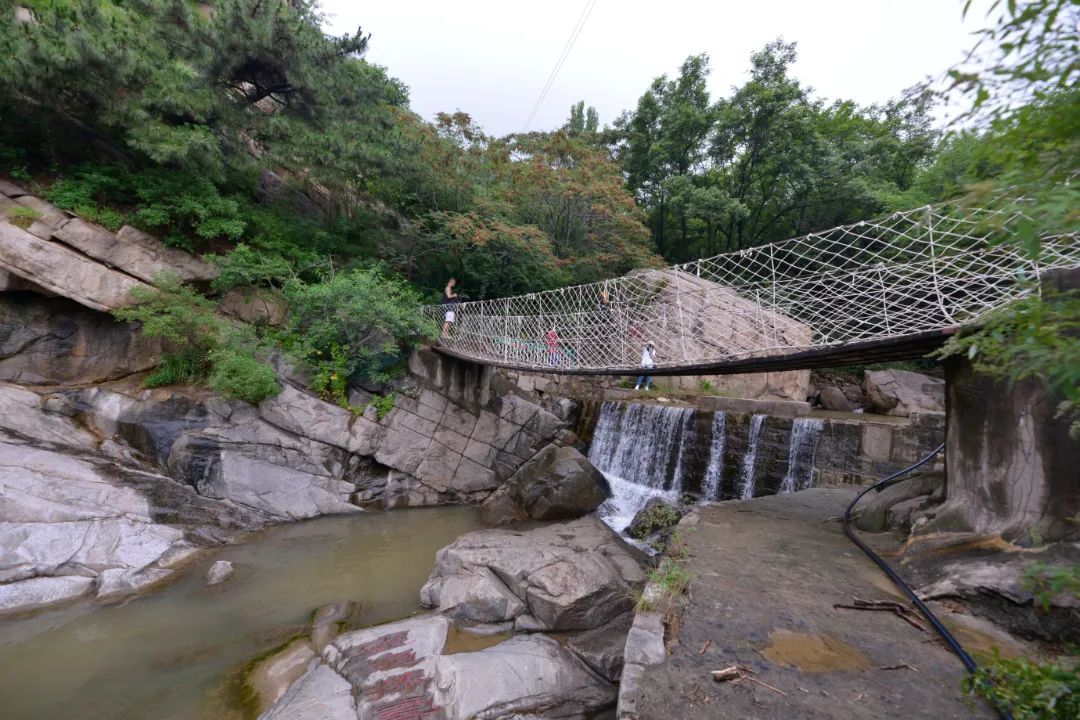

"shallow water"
[0,506,484,720]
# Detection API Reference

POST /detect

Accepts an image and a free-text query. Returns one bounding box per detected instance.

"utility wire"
[521,0,597,132]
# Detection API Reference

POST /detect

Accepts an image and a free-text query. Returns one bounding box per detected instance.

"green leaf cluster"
[936,290,1080,438]
[612,43,938,261]
[112,274,279,403]
[964,651,1080,720]
[280,267,435,406]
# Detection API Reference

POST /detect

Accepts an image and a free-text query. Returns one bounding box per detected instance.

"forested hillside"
[1,0,1075,409]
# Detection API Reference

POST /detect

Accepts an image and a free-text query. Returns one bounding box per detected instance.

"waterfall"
[778,418,825,493]
[700,411,727,501]
[739,414,766,500]
[588,401,694,532]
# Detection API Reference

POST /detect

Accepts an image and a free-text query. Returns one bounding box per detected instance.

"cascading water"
[778,418,825,493]
[700,411,727,501]
[739,414,766,499]
[588,401,694,532]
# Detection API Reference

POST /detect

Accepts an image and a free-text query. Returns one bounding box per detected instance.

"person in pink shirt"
[545,328,560,365]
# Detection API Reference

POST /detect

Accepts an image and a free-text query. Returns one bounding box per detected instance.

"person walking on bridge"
[545,327,560,366]
[441,278,459,339]
[635,341,656,391]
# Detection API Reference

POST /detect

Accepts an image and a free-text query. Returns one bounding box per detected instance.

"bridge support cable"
[427,195,1080,375]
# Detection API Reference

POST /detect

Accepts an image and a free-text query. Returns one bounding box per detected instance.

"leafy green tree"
[282,267,435,404]
[615,54,713,258]
[564,101,599,136]
[2,0,414,207]
[613,42,936,261]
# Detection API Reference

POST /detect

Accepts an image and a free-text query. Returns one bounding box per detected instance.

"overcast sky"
[319,1,995,137]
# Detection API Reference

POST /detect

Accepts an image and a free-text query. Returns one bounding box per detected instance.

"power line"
[521,0,597,132]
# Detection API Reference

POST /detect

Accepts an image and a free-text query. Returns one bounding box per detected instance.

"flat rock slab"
[621,488,997,719]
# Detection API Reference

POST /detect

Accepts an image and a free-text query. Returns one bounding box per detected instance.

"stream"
[0,506,485,720]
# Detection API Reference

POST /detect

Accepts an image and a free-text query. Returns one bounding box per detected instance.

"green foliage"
[5,205,41,229]
[127,169,247,248]
[282,267,435,403]
[367,393,396,420]
[208,347,280,404]
[1022,562,1080,611]
[113,274,222,351]
[936,291,1080,438]
[636,557,693,613]
[144,350,205,388]
[964,651,1080,720]
[613,42,936,261]
[628,503,682,539]
[112,274,278,403]
[2,0,412,196]
[44,163,247,248]
[209,243,297,293]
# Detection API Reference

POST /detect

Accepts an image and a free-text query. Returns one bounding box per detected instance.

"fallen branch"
[699,639,712,655]
[880,662,919,671]
[711,665,788,696]
[833,597,927,632]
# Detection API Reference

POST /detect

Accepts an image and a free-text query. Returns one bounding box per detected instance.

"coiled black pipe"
[842,442,1012,720]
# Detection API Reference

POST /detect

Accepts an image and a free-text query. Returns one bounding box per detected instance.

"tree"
[564,101,599,136]
[1,0,414,208]
[614,54,713,259]
[613,41,936,261]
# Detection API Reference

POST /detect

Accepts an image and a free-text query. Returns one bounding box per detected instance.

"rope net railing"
[423,197,1080,374]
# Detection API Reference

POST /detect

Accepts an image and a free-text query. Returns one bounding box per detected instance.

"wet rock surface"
[420,515,646,631]
[0,434,207,615]
[480,444,610,525]
[619,489,997,720]
[0,337,577,615]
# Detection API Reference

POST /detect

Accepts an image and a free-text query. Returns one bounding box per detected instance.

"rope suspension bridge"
[425,196,1079,376]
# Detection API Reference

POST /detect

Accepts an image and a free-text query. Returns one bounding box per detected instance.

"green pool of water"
[0,506,484,720]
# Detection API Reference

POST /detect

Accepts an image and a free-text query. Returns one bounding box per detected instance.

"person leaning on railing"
[440,278,460,340]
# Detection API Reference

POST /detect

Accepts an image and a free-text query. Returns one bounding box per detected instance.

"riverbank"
[0,508,486,720]
[619,488,1005,719]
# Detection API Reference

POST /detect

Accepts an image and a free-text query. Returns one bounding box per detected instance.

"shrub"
[368,393,396,419]
[283,267,437,399]
[208,243,297,293]
[114,273,280,404]
[964,652,1080,720]
[113,274,222,354]
[208,347,280,404]
[1022,562,1080,612]
[144,350,205,388]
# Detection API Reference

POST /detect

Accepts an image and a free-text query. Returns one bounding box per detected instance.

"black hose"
[842,443,1013,720]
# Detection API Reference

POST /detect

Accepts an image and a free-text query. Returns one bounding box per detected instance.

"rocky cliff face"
[0,287,580,616]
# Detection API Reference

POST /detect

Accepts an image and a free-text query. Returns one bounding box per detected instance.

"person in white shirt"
[635,342,656,390]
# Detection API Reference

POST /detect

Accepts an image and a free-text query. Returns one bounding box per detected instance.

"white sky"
[319,1,996,137]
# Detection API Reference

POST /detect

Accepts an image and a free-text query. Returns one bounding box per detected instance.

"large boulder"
[0,439,202,614]
[259,662,356,720]
[263,613,617,720]
[433,634,615,719]
[626,498,682,541]
[51,221,217,285]
[480,444,609,525]
[817,385,854,412]
[0,293,161,385]
[0,221,150,311]
[420,516,646,631]
[862,369,944,417]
